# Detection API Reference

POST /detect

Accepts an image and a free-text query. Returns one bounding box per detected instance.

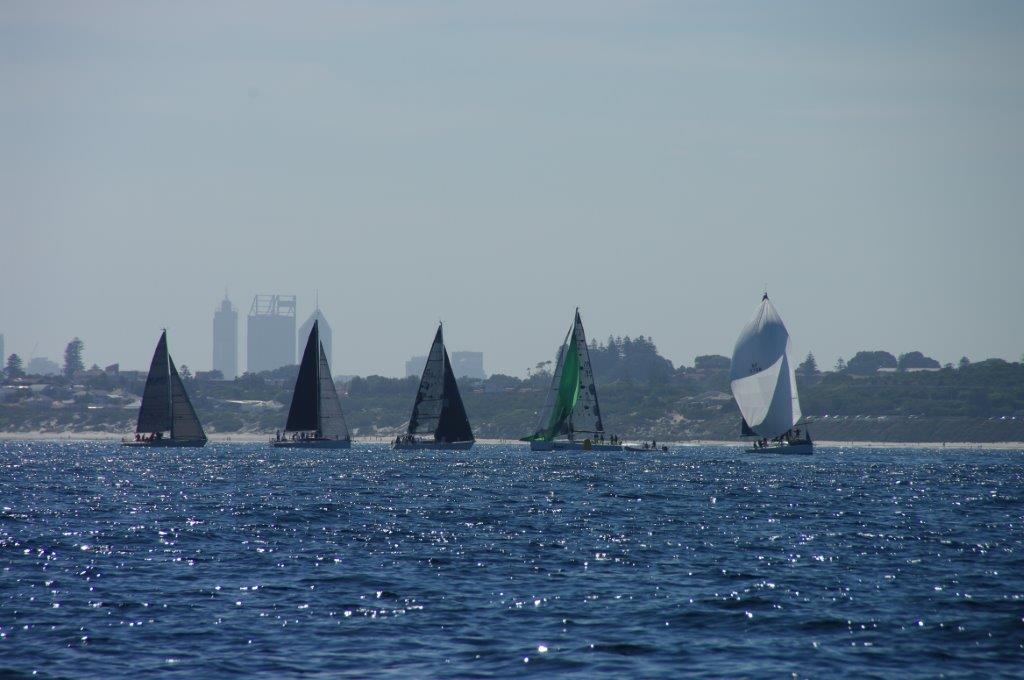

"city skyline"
[3,2,1022,377]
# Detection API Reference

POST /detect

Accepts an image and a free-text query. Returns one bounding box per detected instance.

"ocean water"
[1,442,1022,678]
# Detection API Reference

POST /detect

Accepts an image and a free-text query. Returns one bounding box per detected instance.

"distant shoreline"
[0,431,1022,450]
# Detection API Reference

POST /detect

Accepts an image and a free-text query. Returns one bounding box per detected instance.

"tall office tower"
[212,296,238,379]
[451,351,485,379]
[405,355,427,378]
[247,295,296,373]
[298,307,333,367]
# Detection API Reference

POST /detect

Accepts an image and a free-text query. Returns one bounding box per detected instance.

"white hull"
[746,441,813,455]
[272,439,351,449]
[529,441,624,451]
[393,440,474,450]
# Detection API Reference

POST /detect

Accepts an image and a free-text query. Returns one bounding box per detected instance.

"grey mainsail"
[317,343,350,440]
[571,310,603,435]
[169,357,206,441]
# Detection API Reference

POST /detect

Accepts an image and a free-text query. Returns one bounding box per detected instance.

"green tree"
[180,364,193,380]
[834,357,847,372]
[897,351,940,371]
[797,352,819,375]
[847,350,897,375]
[5,354,24,379]
[63,338,84,378]
[959,356,970,369]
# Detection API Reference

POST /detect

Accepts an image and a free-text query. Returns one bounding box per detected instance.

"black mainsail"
[283,320,350,442]
[136,331,206,444]
[407,324,473,443]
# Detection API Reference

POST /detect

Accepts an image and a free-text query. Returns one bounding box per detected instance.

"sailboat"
[394,323,474,450]
[524,309,621,451]
[123,330,207,447]
[273,320,351,448]
[729,294,813,454]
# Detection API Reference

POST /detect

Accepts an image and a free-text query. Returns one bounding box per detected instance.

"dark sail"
[408,324,473,443]
[572,309,604,435]
[285,320,321,433]
[741,417,756,437]
[169,356,206,442]
[408,325,446,436]
[435,346,473,443]
[137,331,171,434]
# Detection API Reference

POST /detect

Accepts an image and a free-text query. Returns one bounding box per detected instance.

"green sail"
[525,326,581,441]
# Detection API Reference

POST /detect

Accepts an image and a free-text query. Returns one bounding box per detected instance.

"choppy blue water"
[1,442,1022,678]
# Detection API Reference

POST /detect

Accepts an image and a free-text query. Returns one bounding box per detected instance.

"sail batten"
[729,296,802,439]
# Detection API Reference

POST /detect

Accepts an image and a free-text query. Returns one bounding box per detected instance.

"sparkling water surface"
[1,442,1022,678]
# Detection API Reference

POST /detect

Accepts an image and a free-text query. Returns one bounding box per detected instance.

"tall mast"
[166,331,173,438]
[314,320,321,436]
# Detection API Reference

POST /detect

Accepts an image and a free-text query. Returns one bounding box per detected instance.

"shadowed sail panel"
[317,345,350,440]
[729,295,802,439]
[137,332,171,434]
[169,357,206,441]
[285,321,321,433]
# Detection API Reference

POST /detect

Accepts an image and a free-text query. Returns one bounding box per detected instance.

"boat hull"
[393,441,474,450]
[529,441,624,451]
[272,439,351,449]
[122,439,207,448]
[624,445,669,453]
[746,441,814,455]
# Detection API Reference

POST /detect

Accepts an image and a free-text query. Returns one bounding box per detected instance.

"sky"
[2,1,1022,377]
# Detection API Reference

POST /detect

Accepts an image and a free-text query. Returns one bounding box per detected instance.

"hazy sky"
[3,1,1022,377]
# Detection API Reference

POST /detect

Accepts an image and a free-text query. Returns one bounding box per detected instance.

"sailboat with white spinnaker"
[729,294,813,454]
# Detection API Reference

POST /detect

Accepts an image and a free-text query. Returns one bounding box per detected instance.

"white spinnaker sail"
[729,296,802,438]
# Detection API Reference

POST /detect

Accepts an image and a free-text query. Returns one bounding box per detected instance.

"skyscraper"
[451,351,485,379]
[212,296,238,379]
[298,307,332,367]
[406,351,485,379]
[405,355,427,378]
[247,295,296,373]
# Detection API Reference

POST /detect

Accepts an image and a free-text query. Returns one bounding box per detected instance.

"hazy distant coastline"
[4,342,1022,444]
[2,431,1022,450]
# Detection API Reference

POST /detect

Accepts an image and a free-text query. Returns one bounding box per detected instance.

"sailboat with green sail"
[524,309,622,451]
